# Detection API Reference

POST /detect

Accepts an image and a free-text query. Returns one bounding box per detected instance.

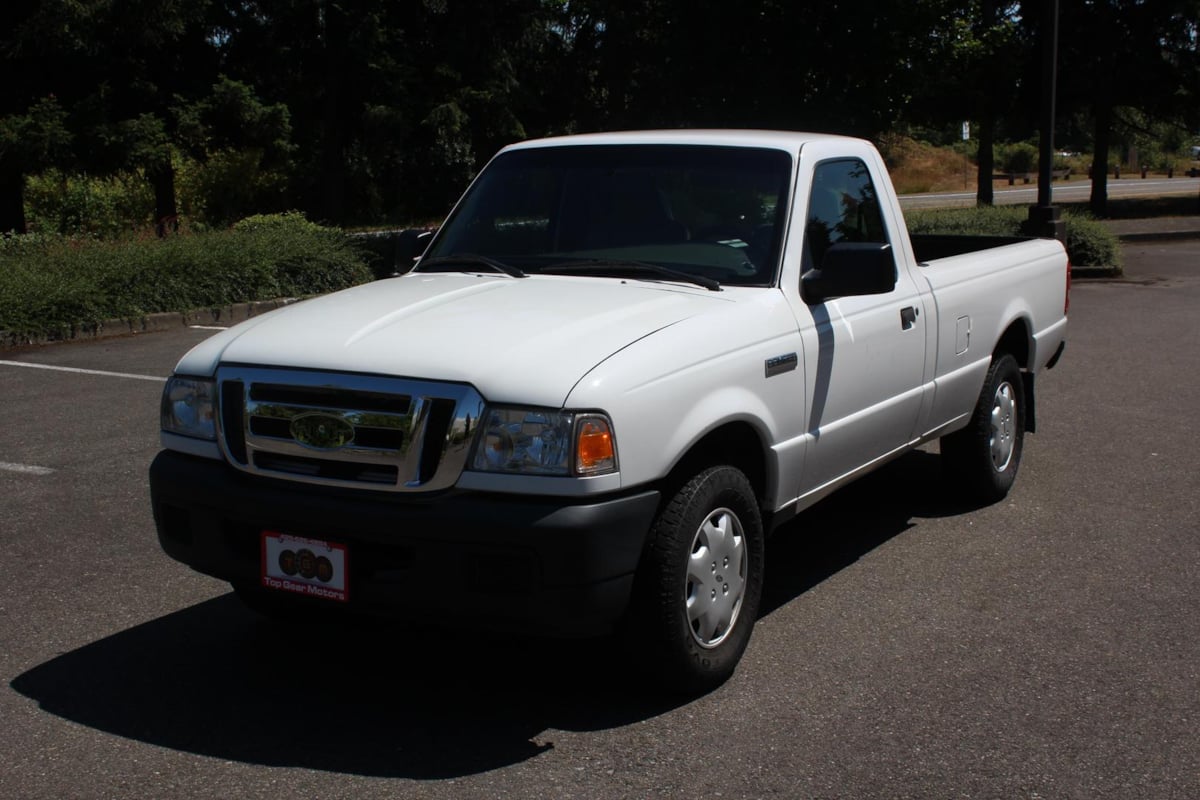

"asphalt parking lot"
[2,241,1198,799]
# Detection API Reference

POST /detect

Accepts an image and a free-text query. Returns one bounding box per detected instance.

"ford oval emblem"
[290,413,355,450]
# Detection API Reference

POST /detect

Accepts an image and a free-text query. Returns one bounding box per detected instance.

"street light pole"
[1026,0,1066,241]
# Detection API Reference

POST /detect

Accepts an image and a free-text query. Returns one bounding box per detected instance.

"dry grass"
[878,135,978,194]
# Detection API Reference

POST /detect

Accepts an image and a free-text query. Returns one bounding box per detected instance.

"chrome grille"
[216,366,485,492]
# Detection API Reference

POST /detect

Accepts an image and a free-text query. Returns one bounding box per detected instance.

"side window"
[803,158,889,271]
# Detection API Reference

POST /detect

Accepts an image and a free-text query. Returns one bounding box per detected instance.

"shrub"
[177,149,290,227]
[1061,214,1121,268]
[906,205,1121,269]
[0,214,372,341]
[232,210,327,236]
[24,170,156,236]
[998,141,1039,175]
[907,205,1027,237]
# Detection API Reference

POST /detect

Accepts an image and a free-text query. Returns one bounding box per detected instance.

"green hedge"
[0,213,372,341]
[0,206,1123,343]
[905,205,1121,269]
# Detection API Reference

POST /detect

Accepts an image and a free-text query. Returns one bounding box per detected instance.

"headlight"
[161,376,216,440]
[471,407,617,476]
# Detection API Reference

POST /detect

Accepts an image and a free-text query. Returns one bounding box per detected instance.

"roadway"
[2,242,1198,798]
[900,176,1200,209]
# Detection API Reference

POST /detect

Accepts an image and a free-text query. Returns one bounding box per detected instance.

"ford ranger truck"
[150,130,1068,692]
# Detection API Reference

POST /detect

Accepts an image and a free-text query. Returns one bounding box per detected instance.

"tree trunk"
[976,0,997,207]
[151,160,178,236]
[1090,102,1111,217]
[977,115,995,206]
[0,156,27,235]
[318,0,347,224]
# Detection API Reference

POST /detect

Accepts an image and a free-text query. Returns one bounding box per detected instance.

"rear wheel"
[941,353,1025,504]
[627,465,765,694]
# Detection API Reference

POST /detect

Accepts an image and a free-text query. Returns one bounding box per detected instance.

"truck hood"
[174,273,733,407]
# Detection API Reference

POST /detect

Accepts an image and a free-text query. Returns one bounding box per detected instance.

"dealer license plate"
[261,531,349,602]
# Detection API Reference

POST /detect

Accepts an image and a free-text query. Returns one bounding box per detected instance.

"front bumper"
[149,450,660,635]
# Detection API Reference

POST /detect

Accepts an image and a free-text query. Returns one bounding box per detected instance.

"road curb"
[1,299,297,352]
[1114,230,1200,243]
[1071,266,1123,279]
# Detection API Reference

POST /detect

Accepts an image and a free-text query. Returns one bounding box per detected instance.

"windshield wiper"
[416,254,527,278]
[541,259,721,292]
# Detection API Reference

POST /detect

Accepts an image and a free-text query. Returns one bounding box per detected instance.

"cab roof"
[501,129,868,158]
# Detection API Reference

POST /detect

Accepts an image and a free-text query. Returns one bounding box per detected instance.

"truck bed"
[910,233,1032,264]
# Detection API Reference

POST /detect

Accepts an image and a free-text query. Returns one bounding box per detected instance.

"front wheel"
[941,353,1025,504]
[627,465,765,694]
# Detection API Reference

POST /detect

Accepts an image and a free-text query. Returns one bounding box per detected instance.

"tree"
[173,76,293,226]
[0,98,72,233]
[555,1,1035,141]
[901,1,1030,204]
[0,1,98,233]
[88,0,217,228]
[971,1,1025,205]
[0,0,221,232]
[400,0,558,216]
[1052,0,1200,215]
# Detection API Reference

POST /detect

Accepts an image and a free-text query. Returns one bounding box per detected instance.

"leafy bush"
[998,141,1039,174]
[24,170,156,236]
[0,214,372,340]
[232,210,328,235]
[177,149,291,227]
[906,205,1121,268]
[906,205,1026,237]
[1060,214,1122,268]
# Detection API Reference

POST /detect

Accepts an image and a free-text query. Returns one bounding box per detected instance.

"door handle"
[900,306,919,330]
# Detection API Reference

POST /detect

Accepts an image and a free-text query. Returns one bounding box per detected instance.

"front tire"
[627,465,765,694]
[941,353,1025,504]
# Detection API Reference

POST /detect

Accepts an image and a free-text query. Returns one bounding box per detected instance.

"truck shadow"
[10,597,678,778]
[11,450,978,778]
[761,448,982,615]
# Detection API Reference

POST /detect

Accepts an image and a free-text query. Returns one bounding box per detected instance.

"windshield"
[423,144,793,287]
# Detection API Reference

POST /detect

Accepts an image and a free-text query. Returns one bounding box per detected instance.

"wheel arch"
[993,317,1037,432]
[994,316,1032,367]
[663,421,771,511]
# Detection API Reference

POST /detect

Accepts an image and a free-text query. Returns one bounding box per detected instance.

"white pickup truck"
[151,130,1068,691]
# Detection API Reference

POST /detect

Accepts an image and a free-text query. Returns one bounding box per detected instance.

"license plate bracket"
[260,531,349,602]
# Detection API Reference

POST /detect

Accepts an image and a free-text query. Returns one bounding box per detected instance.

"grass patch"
[880,135,976,194]
[0,213,372,342]
[906,205,1121,269]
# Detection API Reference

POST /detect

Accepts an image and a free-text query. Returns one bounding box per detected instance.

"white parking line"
[0,461,55,475]
[189,325,228,331]
[0,360,162,382]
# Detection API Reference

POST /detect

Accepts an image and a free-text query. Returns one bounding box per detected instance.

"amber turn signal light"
[575,417,616,474]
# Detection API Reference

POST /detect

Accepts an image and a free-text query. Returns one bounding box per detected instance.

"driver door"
[792,156,929,496]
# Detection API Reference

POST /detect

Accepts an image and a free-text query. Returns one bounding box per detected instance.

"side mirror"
[356,229,437,279]
[801,242,896,304]
[393,228,436,275]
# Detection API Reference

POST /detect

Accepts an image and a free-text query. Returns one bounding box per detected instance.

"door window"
[803,158,890,271]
